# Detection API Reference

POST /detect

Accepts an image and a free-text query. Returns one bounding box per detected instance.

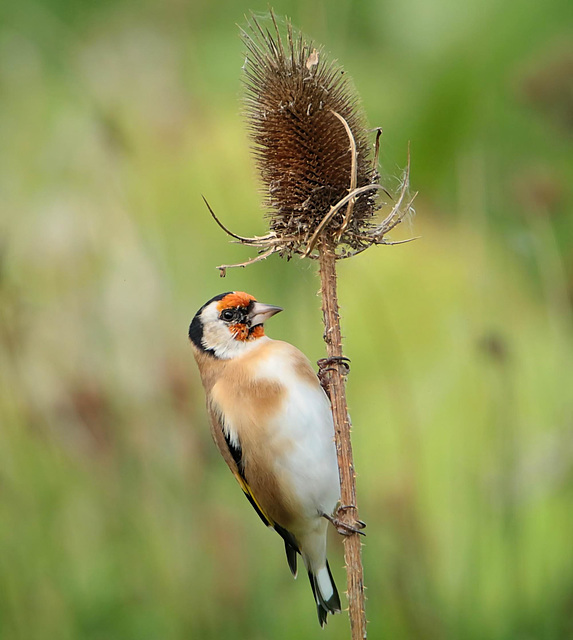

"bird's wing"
[208,402,272,525]
[207,402,300,575]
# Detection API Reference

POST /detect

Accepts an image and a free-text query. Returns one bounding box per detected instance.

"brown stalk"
[319,243,367,640]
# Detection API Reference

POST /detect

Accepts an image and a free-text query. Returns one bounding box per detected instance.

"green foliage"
[0,0,572,638]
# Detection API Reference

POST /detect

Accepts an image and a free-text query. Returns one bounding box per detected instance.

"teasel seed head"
[207,12,416,274]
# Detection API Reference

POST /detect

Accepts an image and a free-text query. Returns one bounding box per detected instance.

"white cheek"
[200,305,234,357]
[201,321,234,354]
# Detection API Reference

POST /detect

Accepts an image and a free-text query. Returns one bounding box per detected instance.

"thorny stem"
[318,243,367,640]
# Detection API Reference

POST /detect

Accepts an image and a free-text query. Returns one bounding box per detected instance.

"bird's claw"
[323,507,366,537]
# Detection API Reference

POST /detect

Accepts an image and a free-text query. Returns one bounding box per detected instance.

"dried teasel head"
[208,13,417,274]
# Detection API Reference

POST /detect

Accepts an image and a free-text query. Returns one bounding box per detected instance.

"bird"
[189,290,342,626]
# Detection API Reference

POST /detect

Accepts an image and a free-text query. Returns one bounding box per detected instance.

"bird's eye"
[221,309,235,322]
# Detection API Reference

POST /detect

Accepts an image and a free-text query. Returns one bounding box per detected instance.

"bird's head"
[189,291,283,359]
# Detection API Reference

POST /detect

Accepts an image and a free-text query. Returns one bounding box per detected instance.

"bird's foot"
[317,356,351,372]
[323,505,366,537]
[317,356,351,394]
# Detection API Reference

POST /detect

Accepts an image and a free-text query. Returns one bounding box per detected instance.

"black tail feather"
[284,540,298,577]
[307,561,341,627]
[273,522,300,577]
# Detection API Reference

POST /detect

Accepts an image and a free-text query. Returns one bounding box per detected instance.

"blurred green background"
[1,0,572,638]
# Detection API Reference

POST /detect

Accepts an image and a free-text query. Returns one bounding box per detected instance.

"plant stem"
[318,244,367,640]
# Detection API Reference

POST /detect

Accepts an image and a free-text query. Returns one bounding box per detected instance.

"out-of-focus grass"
[1,0,572,639]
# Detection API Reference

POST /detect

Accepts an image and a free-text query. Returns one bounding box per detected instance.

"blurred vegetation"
[1,0,572,638]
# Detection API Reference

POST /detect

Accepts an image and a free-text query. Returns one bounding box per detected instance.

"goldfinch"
[189,291,341,626]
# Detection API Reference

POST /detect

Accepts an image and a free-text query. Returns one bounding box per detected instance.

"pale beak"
[248,302,283,327]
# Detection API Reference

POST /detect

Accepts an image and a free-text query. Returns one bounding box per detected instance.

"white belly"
[254,345,340,519]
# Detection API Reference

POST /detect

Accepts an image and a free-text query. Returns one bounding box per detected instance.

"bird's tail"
[307,561,341,627]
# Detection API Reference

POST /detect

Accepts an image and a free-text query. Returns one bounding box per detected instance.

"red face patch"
[230,323,265,342]
[230,323,249,341]
[216,291,256,312]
